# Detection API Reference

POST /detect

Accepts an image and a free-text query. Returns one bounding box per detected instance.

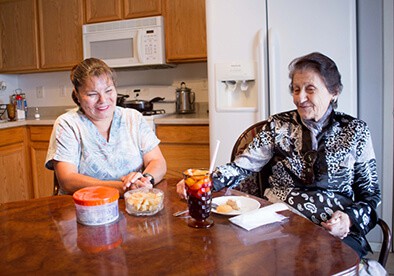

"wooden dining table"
[0,179,359,275]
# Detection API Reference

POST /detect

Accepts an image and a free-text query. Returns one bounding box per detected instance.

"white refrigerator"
[207,0,357,166]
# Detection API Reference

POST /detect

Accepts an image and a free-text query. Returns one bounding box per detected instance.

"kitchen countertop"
[0,104,209,129]
[0,117,56,129]
[155,110,209,125]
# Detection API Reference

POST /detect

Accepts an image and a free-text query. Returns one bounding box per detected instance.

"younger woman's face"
[76,75,117,123]
[291,70,336,121]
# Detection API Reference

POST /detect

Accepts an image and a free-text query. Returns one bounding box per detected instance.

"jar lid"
[73,186,119,206]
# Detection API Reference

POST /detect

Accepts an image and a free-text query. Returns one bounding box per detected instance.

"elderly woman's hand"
[122,172,153,191]
[321,210,352,239]
[176,179,187,199]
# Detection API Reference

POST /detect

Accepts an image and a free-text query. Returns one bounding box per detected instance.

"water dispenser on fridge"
[214,61,257,112]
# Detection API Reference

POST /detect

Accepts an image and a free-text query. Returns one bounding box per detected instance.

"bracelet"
[143,173,155,185]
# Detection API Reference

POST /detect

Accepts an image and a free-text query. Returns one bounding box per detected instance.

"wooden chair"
[231,121,392,267]
[376,218,392,267]
[53,173,60,196]
[230,121,269,198]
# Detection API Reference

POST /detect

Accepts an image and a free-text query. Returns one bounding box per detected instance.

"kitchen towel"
[229,202,289,231]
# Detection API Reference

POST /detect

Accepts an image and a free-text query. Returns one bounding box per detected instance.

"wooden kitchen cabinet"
[124,0,161,19]
[156,124,209,178]
[85,0,161,23]
[0,0,83,73]
[28,126,54,198]
[0,0,39,72]
[163,0,207,63]
[85,0,123,23]
[37,0,84,70]
[0,127,33,203]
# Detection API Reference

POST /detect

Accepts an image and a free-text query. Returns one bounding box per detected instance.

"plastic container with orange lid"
[73,186,120,226]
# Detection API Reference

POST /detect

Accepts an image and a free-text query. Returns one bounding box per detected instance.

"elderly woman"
[46,58,166,196]
[178,52,381,260]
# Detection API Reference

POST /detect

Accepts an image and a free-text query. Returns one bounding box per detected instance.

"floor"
[367,251,394,275]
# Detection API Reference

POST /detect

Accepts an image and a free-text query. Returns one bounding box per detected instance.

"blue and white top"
[46,106,160,182]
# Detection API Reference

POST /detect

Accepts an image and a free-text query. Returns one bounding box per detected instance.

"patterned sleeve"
[212,163,255,191]
[344,123,381,235]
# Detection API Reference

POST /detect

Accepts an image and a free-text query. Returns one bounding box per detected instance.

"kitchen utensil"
[122,97,165,112]
[176,82,195,114]
[173,209,189,217]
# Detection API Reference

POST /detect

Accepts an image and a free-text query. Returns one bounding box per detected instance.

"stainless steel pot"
[116,94,129,106]
[176,82,195,114]
[122,97,165,112]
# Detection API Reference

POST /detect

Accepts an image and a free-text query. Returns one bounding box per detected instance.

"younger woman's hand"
[121,172,152,190]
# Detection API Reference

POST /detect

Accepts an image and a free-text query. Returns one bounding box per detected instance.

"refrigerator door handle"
[257,28,268,121]
[268,27,278,117]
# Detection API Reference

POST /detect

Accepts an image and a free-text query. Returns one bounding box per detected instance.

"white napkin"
[229,202,289,231]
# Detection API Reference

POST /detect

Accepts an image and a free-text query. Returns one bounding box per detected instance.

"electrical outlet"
[36,86,44,99]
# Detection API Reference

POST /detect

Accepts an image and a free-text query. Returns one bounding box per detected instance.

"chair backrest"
[376,218,392,267]
[231,120,268,162]
[230,121,269,197]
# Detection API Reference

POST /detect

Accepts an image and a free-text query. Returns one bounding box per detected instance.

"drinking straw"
[209,140,221,173]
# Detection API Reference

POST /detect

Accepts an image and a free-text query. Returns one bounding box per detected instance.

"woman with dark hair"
[46,58,166,196]
[178,52,381,261]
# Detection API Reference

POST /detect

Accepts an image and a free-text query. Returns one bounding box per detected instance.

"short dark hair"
[70,58,116,106]
[288,52,342,108]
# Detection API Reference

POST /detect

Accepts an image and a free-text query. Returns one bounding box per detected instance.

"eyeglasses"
[304,150,317,185]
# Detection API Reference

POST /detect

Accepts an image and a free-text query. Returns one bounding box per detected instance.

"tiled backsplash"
[1,62,208,108]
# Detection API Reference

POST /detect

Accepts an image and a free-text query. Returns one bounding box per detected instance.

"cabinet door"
[85,0,123,23]
[0,143,31,203]
[30,142,54,198]
[163,0,206,62]
[0,127,32,203]
[29,126,54,198]
[37,0,84,70]
[156,125,210,178]
[0,0,39,72]
[124,0,161,19]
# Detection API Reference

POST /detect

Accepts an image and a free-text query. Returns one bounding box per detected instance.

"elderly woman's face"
[291,70,336,121]
[76,75,117,123]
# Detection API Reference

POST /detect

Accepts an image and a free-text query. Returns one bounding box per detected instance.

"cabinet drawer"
[29,126,53,142]
[0,127,25,146]
[156,125,209,144]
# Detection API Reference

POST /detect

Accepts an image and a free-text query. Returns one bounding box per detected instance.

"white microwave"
[83,16,171,68]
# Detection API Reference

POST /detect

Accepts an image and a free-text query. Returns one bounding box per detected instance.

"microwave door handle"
[135,29,144,63]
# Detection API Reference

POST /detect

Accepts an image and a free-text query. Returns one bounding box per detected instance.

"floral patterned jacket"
[212,110,381,250]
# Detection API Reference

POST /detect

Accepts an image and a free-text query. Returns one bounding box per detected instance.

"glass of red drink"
[183,169,214,228]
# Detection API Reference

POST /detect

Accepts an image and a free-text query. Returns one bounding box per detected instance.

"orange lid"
[73,186,119,206]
